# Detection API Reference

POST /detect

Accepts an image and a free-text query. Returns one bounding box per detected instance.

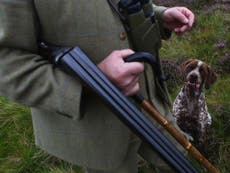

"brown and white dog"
[172,59,217,150]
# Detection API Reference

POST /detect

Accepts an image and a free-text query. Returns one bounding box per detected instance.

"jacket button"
[119,32,127,40]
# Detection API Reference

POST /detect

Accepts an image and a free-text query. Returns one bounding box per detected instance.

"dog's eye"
[199,68,205,73]
[199,68,206,77]
[187,65,194,72]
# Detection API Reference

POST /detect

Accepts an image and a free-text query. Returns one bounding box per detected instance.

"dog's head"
[180,59,217,94]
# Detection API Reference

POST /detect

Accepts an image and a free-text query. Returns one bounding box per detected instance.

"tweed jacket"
[0,0,177,170]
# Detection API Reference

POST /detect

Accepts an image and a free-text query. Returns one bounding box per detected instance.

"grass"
[160,8,230,173]
[161,11,229,63]
[0,97,84,173]
[0,6,229,173]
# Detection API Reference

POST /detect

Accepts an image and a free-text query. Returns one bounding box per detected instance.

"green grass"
[0,7,229,173]
[0,97,84,173]
[160,9,230,173]
[161,10,229,64]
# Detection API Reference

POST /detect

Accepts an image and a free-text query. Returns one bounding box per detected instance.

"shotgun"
[39,43,199,173]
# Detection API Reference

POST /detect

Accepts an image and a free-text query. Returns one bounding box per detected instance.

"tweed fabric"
[0,0,179,170]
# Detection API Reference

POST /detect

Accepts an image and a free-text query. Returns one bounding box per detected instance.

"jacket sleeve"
[0,0,83,119]
[152,4,172,40]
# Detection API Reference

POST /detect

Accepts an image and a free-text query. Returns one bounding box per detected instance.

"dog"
[172,59,217,150]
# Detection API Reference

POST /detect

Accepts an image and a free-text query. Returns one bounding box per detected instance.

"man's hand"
[98,49,144,96]
[162,7,195,35]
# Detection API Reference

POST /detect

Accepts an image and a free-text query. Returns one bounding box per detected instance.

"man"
[0,0,194,173]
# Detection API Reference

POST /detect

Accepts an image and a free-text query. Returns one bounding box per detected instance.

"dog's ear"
[205,66,217,89]
[180,59,194,78]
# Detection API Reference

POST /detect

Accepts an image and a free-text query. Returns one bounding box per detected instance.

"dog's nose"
[189,74,198,83]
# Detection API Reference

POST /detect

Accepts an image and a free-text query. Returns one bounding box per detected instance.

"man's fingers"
[122,77,140,96]
[117,73,141,96]
[120,49,135,59]
[175,24,189,33]
[120,49,144,75]
[124,62,144,75]
[98,49,144,96]
[117,74,138,87]
[173,9,189,24]
[183,8,195,27]
[124,82,140,96]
